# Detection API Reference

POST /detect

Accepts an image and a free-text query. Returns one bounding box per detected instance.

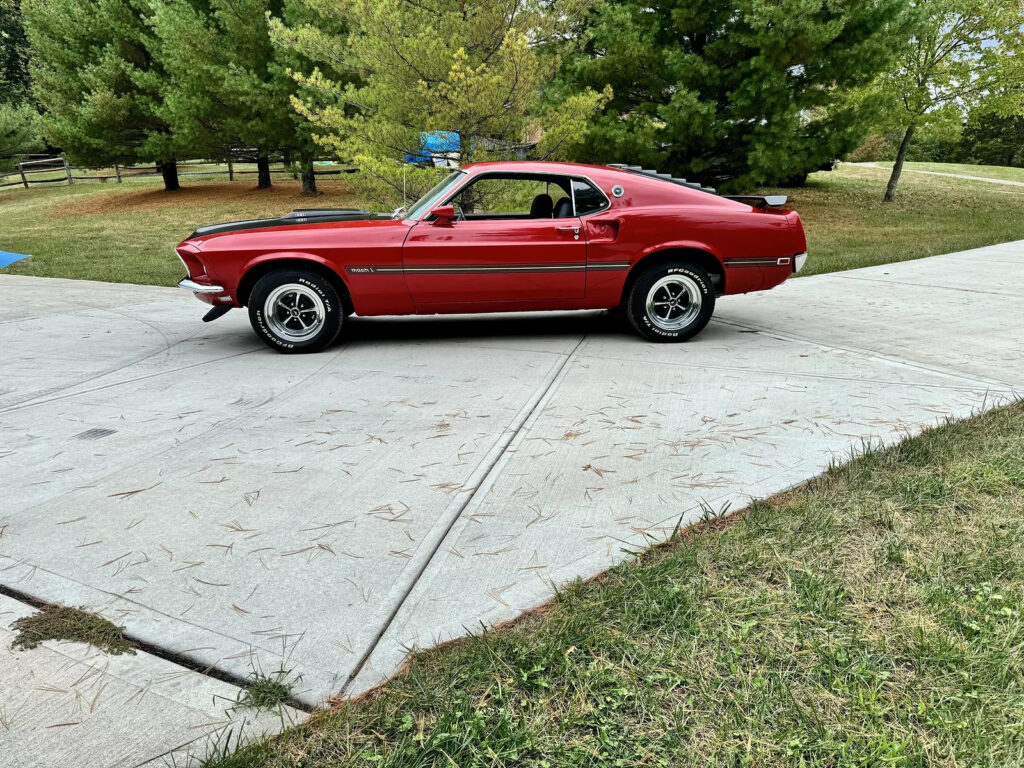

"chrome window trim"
[431,169,612,221]
[570,176,611,217]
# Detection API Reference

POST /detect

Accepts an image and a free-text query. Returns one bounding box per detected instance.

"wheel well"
[620,248,725,304]
[237,258,352,313]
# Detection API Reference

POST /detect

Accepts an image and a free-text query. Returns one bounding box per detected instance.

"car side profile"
[176,161,808,353]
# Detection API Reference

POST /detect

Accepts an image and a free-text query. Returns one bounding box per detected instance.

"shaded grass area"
[0,178,361,286]
[208,399,1024,768]
[1,164,1022,287]
[10,604,135,655]
[759,164,1024,277]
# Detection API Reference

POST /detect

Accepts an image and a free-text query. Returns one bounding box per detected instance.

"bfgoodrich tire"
[248,269,344,353]
[626,262,716,342]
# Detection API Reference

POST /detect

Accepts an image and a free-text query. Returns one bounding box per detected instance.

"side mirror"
[430,205,456,224]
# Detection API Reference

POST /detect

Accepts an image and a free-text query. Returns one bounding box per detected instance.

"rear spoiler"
[722,195,788,209]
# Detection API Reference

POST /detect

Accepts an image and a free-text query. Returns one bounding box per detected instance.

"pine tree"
[272,0,607,209]
[151,0,330,192]
[22,0,183,190]
[0,0,31,105]
[0,100,42,169]
[559,0,907,190]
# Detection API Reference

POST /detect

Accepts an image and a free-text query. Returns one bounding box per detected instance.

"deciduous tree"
[878,0,1024,201]
[273,0,607,209]
[960,111,1024,168]
[559,0,907,190]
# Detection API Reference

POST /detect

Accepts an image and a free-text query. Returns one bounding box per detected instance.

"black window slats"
[607,163,717,195]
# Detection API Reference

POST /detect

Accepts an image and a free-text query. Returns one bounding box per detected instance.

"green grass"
[0,176,361,286]
[864,161,1024,185]
[235,668,300,712]
[206,399,1024,768]
[758,163,1024,276]
[10,604,136,655]
[1,163,1023,286]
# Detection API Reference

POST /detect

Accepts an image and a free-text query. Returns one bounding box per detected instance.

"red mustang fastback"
[177,161,807,353]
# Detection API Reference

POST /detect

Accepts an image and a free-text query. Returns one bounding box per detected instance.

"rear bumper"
[793,252,808,273]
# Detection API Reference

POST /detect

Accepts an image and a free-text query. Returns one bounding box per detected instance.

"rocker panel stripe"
[346,262,631,275]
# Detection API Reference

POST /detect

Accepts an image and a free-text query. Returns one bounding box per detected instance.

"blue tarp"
[0,250,30,268]
[404,131,461,166]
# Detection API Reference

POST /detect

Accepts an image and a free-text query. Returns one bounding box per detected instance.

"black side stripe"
[347,262,631,275]
[723,258,786,268]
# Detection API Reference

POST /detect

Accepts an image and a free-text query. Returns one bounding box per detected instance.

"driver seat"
[553,197,573,218]
[529,193,553,218]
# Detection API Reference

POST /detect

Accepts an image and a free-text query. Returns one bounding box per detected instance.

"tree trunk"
[884,124,915,202]
[257,155,271,189]
[160,158,180,192]
[300,154,319,196]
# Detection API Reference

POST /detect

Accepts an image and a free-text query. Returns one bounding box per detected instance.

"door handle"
[556,225,580,240]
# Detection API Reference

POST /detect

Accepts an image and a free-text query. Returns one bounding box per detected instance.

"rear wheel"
[626,262,715,342]
[248,269,344,353]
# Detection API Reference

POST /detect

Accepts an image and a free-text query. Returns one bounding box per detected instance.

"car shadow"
[339,310,628,344]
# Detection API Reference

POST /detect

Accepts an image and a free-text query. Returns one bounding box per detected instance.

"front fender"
[236,251,351,307]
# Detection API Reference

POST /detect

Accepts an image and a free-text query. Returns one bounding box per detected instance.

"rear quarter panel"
[583,202,800,304]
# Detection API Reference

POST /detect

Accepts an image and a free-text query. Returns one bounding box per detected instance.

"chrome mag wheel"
[264,283,326,342]
[645,274,702,331]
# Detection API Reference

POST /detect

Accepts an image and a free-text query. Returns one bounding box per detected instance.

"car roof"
[460,160,734,207]
[461,160,621,179]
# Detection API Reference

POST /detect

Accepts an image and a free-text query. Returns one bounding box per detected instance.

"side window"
[448,175,573,219]
[572,179,609,216]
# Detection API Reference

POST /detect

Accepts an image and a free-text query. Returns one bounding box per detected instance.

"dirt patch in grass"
[10,604,136,655]
[57,180,353,217]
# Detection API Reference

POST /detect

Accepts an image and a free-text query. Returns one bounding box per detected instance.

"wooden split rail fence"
[0,156,356,190]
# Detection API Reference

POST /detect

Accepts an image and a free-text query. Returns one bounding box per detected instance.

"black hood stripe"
[190,209,386,238]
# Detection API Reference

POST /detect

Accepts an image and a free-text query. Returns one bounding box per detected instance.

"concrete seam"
[338,336,588,695]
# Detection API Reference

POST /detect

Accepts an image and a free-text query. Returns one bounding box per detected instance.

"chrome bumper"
[179,278,225,294]
[793,252,808,273]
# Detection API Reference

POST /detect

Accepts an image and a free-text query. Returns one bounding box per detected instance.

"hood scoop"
[283,208,372,220]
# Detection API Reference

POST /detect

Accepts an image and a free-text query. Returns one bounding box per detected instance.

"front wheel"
[626,263,716,342]
[248,269,344,353]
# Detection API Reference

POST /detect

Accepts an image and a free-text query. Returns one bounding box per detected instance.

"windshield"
[400,170,466,220]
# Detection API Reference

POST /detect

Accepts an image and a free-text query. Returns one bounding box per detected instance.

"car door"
[402,173,587,307]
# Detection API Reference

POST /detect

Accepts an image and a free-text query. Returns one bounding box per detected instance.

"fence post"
[114,164,122,183]
[19,162,28,189]
[64,156,73,185]
[228,161,234,181]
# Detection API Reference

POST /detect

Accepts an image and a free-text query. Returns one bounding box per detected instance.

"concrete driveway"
[2,241,1022,710]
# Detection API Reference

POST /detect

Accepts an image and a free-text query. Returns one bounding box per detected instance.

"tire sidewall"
[628,263,716,342]
[248,270,343,353]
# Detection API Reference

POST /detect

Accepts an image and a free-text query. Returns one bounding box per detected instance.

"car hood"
[188,209,391,239]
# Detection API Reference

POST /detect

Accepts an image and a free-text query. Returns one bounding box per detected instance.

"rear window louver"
[607,164,717,195]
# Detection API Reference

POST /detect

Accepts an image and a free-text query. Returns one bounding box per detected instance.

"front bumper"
[793,252,808,273]
[179,278,225,294]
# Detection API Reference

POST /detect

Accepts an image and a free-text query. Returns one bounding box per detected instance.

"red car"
[177,161,807,353]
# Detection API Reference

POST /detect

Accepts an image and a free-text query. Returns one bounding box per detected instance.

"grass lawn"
[207,400,1024,767]
[758,163,1024,276]
[1,163,1022,286]
[863,161,1024,185]
[0,177,361,286]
